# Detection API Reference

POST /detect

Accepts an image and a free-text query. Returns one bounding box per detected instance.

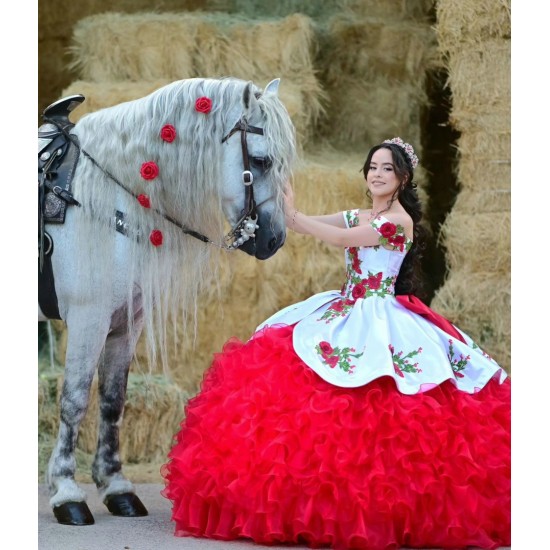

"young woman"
[161,138,511,550]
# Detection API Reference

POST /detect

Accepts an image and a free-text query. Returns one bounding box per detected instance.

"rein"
[43,116,264,250]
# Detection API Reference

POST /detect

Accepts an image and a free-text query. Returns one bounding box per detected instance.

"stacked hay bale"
[315,11,439,153]
[429,0,511,372]
[62,11,325,149]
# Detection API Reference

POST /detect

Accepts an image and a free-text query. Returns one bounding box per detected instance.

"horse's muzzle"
[239,229,286,260]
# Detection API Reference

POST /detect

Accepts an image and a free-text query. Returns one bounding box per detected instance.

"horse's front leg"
[92,299,148,517]
[47,310,110,525]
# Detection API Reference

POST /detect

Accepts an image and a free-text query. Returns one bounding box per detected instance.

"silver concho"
[44,193,63,217]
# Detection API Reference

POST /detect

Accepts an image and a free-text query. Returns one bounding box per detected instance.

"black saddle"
[38,94,84,224]
[38,94,85,319]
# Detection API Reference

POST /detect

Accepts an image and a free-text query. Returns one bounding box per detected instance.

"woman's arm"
[283,183,412,248]
[290,211,382,247]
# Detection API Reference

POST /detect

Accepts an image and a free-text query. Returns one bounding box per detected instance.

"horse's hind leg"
[47,310,110,525]
[92,300,148,517]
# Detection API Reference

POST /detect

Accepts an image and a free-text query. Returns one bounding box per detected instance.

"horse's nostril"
[268,236,278,251]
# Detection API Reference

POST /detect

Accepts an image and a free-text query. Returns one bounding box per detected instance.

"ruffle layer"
[161,325,511,550]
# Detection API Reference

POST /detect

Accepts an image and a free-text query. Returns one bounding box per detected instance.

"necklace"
[367,208,383,223]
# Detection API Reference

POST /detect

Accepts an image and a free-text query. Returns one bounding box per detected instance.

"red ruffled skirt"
[161,325,511,549]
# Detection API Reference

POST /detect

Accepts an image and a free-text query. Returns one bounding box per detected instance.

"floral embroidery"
[447,339,470,378]
[347,246,362,274]
[375,221,412,252]
[471,341,493,361]
[389,344,423,377]
[318,298,355,323]
[316,341,364,374]
[345,209,358,228]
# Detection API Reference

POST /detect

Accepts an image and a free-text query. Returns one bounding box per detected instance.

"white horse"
[38,76,296,525]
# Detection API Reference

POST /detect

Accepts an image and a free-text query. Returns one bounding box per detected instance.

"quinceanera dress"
[161,210,511,550]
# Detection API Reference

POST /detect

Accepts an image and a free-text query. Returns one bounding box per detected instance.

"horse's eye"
[251,156,272,171]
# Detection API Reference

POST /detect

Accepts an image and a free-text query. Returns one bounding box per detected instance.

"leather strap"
[38,235,61,320]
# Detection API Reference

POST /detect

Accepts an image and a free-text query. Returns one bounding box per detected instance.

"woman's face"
[365,148,403,200]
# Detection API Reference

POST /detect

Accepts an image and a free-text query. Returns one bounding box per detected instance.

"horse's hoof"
[53,501,95,525]
[104,493,148,517]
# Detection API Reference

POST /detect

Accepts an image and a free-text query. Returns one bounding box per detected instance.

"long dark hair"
[362,142,427,299]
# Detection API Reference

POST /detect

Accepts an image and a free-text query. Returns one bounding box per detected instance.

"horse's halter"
[221,116,264,249]
[44,115,266,251]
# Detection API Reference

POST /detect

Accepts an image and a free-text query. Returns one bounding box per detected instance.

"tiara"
[383,137,419,168]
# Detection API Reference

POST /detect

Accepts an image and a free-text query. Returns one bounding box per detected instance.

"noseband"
[44,115,266,250]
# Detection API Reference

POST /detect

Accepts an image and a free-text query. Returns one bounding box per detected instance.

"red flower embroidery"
[140,161,159,180]
[331,301,344,312]
[390,234,405,246]
[394,364,405,377]
[366,272,383,290]
[160,124,176,143]
[149,229,163,246]
[379,222,397,237]
[319,341,334,356]
[351,285,366,300]
[137,194,151,208]
[326,356,338,368]
[195,97,212,114]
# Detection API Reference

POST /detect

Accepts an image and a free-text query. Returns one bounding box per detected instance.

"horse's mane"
[69,77,296,371]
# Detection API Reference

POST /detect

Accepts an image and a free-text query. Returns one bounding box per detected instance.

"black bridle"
[220,117,264,248]
[44,115,265,250]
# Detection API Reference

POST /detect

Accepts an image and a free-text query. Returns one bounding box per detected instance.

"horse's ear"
[242,81,255,111]
[264,78,281,96]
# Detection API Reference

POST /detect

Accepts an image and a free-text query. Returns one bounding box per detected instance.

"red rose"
[140,161,159,180]
[195,96,212,114]
[366,273,382,290]
[319,341,333,355]
[331,301,344,312]
[390,234,405,245]
[394,364,404,378]
[149,229,163,246]
[380,222,397,237]
[137,194,151,208]
[160,124,176,143]
[326,356,338,368]
[351,285,366,300]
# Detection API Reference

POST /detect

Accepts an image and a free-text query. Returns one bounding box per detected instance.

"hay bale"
[438,210,510,273]
[317,74,427,153]
[68,12,319,82]
[451,189,510,214]
[313,14,437,151]
[192,0,435,21]
[445,39,510,116]
[436,0,511,49]
[430,269,510,373]
[320,15,439,83]
[59,77,322,149]
[39,368,188,463]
